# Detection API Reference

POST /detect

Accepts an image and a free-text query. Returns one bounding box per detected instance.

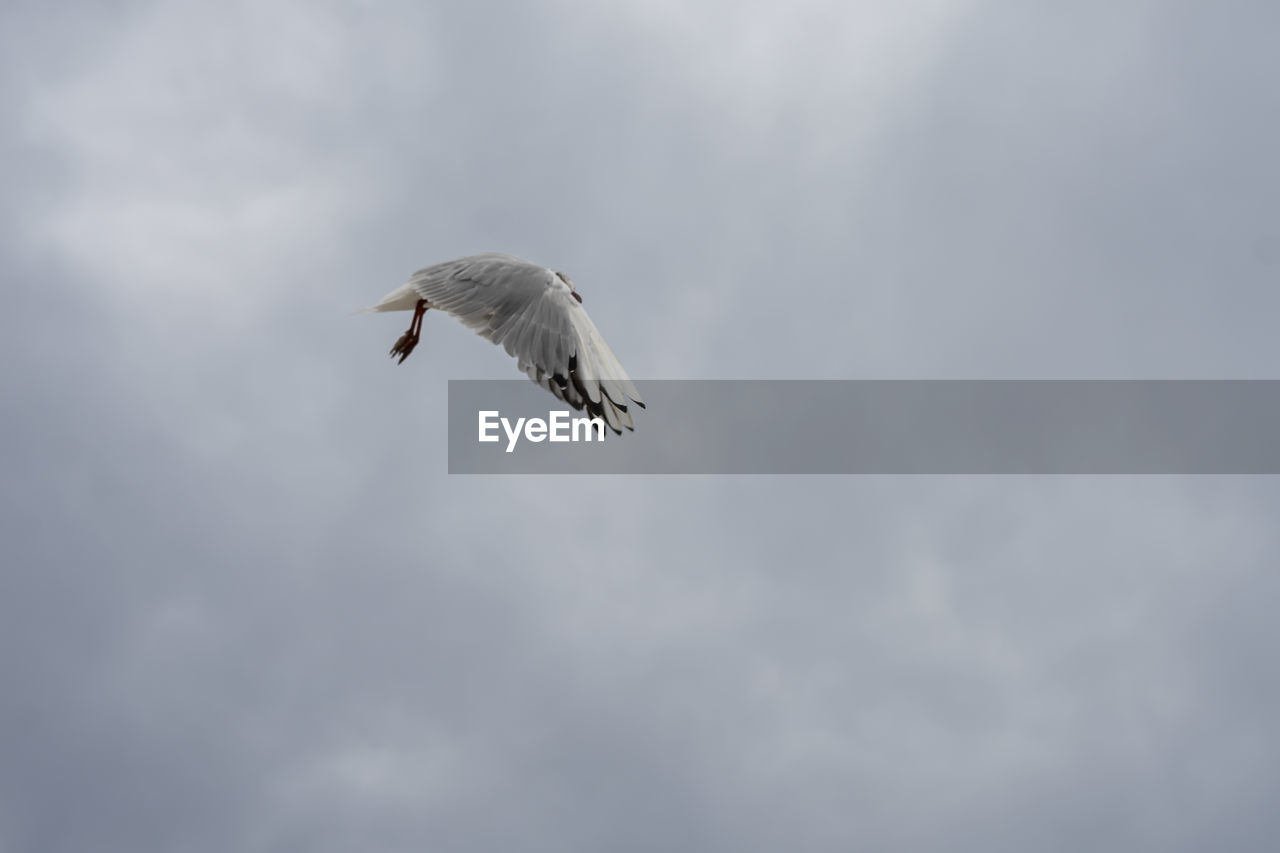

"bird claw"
[389,298,428,364]
[390,332,418,364]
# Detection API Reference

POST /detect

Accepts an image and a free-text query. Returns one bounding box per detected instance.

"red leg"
[390,299,429,364]
[412,298,427,335]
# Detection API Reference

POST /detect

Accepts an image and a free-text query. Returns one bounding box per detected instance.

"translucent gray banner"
[447,380,1280,474]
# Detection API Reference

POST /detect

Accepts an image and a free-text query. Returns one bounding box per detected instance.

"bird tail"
[351,282,421,315]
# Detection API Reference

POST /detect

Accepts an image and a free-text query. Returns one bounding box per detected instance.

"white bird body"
[365,253,644,433]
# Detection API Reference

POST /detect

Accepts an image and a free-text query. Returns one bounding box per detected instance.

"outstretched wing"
[407,253,644,433]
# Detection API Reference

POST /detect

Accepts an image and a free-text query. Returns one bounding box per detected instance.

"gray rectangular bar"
[447,380,1280,474]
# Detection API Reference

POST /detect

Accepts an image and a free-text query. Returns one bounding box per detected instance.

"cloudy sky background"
[3,0,1279,850]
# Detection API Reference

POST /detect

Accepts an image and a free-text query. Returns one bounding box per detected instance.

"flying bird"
[363,253,644,433]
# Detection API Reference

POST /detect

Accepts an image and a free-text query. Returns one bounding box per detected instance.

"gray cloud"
[3,1,1279,851]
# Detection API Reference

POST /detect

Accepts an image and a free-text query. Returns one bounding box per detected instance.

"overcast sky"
[3,1,1279,850]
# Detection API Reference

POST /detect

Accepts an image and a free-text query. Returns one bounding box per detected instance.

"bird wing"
[406,254,644,433]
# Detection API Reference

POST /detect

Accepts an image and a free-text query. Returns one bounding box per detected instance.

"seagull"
[362,253,644,433]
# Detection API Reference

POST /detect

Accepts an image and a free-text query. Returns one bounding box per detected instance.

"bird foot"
[390,298,429,364]
[390,332,419,364]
